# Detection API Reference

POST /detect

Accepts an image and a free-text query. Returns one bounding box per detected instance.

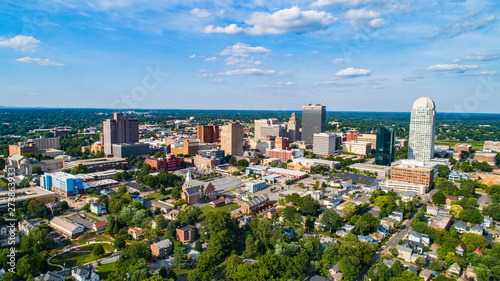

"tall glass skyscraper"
[408,97,436,161]
[301,104,326,144]
[375,126,395,166]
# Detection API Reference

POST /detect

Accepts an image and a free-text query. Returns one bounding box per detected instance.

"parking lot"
[208,177,244,192]
[334,172,381,186]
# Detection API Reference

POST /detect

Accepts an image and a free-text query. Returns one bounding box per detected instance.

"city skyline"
[0,1,499,113]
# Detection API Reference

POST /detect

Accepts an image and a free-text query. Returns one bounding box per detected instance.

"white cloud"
[203,24,243,34]
[218,68,276,76]
[245,6,336,35]
[0,35,40,52]
[335,67,371,77]
[189,54,196,58]
[474,71,498,75]
[209,79,224,82]
[220,43,271,57]
[225,56,262,67]
[191,8,211,18]
[284,53,293,57]
[344,9,386,29]
[311,0,373,8]
[277,81,295,86]
[311,50,319,54]
[462,51,500,61]
[433,14,495,39]
[331,58,352,64]
[15,57,64,66]
[427,64,479,72]
[204,57,217,61]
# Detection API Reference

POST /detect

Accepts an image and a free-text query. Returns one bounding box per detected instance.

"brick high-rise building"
[390,160,438,187]
[221,123,243,156]
[275,137,290,150]
[103,113,139,155]
[197,124,219,143]
[145,154,183,171]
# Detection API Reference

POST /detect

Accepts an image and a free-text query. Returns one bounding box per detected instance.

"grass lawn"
[51,243,113,268]
[84,213,100,222]
[147,192,170,201]
[200,203,239,216]
[97,262,116,280]
[435,140,484,151]
[172,267,193,278]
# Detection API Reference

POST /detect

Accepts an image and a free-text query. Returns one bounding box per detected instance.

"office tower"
[408,97,436,161]
[254,119,286,140]
[375,127,395,166]
[197,124,219,143]
[254,119,269,139]
[302,104,326,144]
[221,123,243,156]
[313,133,336,156]
[288,113,300,142]
[103,113,139,155]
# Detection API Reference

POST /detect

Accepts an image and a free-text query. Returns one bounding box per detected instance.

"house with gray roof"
[34,272,65,281]
[72,264,100,281]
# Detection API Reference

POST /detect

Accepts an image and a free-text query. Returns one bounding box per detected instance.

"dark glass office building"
[375,126,395,166]
[301,104,326,144]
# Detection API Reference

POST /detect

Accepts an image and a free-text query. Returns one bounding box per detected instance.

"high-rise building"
[275,137,290,150]
[375,127,395,166]
[302,104,326,143]
[196,124,219,143]
[287,113,300,142]
[9,142,37,156]
[313,133,336,156]
[254,119,286,140]
[103,113,139,155]
[221,123,243,156]
[408,97,436,161]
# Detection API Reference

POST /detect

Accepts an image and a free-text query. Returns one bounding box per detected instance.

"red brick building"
[275,137,290,150]
[454,143,472,153]
[240,195,271,214]
[150,239,173,257]
[181,180,215,205]
[176,225,197,244]
[197,124,219,143]
[145,154,183,171]
[193,155,220,169]
[9,142,37,156]
[474,150,497,166]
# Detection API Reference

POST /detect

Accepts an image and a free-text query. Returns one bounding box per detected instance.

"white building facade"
[408,97,436,161]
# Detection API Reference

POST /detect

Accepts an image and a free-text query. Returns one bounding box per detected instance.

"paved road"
[477,192,492,210]
[356,189,437,281]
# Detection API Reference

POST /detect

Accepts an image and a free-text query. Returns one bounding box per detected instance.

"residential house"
[455,243,466,256]
[188,250,200,264]
[419,269,432,281]
[401,191,417,202]
[238,216,252,228]
[34,271,65,281]
[389,211,403,222]
[358,235,378,244]
[466,265,477,280]
[262,208,277,219]
[18,220,37,236]
[369,233,385,243]
[447,263,461,277]
[92,221,107,232]
[453,220,468,233]
[90,202,106,215]
[405,264,418,274]
[176,225,197,244]
[383,259,395,269]
[402,240,425,254]
[150,239,173,258]
[397,245,413,262]
[72,265,100,281]
[429,214,453,230]
[128,227,143,240]
[284,227,295,240]
[483,216,494,228]
[335,224,355,237]
[410,253,426,263]
[445,195,458,208]
[165,209,179,220]
[328,264,343,281]
[469,224,484,235]
[209,196,227,208]
[408,230,430,246]
[473,248,483,255]
[376,224,391,236]
[426,205,439,216]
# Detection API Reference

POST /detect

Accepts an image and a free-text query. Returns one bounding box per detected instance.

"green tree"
[32,165,43,175]
[173,244,190,269]
[392,259,403,277]
[320,208,344,233]
[194,240,202,252]
[93,244,105,257]
[432,191,446,205]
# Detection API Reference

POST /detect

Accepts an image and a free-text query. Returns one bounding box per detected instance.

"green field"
[97,262,117,280]
[200,203,239,216]
[51,243,114,268]
[435,140,484,151]
[147,192,170,201]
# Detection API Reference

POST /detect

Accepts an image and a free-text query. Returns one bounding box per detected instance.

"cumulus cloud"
[335,67,371,77]
[218,68,276,76]
[427,64,479,72]
[245,6,336,35]
[0,35,40,52]
[203,24,243,34]
[220,43,271,57]
[15,57,64,66]
[189,54,196,58]
[344,9,386,29]
[204,57,217,61]
[191,8,211,18]
[331,58,352,64]
[432,14,495,39]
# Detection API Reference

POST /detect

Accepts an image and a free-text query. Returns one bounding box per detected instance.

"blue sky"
[0,0,499,113]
